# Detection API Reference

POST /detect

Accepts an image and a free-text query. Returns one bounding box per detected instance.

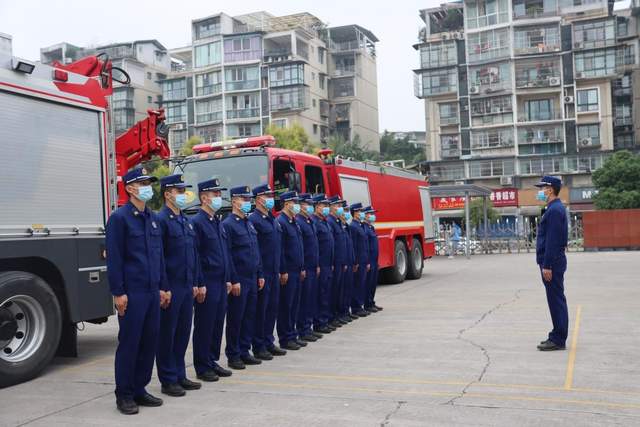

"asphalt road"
[1,252,639,426]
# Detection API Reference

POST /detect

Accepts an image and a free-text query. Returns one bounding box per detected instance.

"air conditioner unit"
[452,32,463,40]
[264,57,273,63]
[579,137,593,147]
[564,95,574,104]
[469,86,480,94]
[500,176,513,186]
[173,123,185,130]
[442,33,449,40]
[549,77,561,86]
[575,72,584,79]
[574,42,584,49]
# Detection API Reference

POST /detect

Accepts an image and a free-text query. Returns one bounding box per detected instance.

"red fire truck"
[0,47,170,386]
[179,136,436,284]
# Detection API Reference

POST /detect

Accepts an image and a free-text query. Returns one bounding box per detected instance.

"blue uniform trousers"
[351,265,367,313]
[156,287,192,384]
[115,291,160,399]
[277,271,300,345]
[541,256,568,346]
[192,278,227,374]
[314,267,332,328]
[330,265,344,321]
[365,265,379,309]
[252,274,272,353]
[227,275,257,360]
[297,270,317,337]
[342,266,354,316]
[261,272,280,350]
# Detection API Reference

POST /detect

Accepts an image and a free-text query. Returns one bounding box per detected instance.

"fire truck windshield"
[175,154,269,210]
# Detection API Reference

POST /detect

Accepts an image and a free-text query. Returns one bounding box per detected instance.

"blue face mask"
[344,212,353,223]
[264,197,275,210]
[174,194,187,209]
[536,190,547,202]
[137,185,153,202]
[210,196,222,211]
[369,214,376,223]
[292,203,301,214]
[240,201,252,214]
[322,207,330,216]
[305,205,314,215]
[358,212,365,221]
[336,207,344,216]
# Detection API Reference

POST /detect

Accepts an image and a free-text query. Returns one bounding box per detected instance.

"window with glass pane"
[573,19,616,49]
[524,99,553,121]
[471,127,514,149]
[196,18,221,39]
[165,103,186,123]
[224,36,261,62]
[195,97,223,123]
[439,103,459,125]
[469,62,511,91]
[467,29,510,63]
[421,68,457,96]
[577,124,600,145]
[225,66,260,91]
[270,87,307,111]
[575,48,617,78]
[269,64,304,87]
[194,41,221,68]
[420,41,457,68]
[576,89,598,112]
[195,71,222,97]
[614,103,632,126]
[466,0,509,29]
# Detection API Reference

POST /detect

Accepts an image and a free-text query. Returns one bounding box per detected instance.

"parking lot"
[1,251,639,426]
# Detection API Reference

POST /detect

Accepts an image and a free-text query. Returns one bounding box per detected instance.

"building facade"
[414,0,639,226]
[159,12,380,155]
[41,40,171,135]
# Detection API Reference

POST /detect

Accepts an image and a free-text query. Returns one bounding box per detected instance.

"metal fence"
[434,216,584,256]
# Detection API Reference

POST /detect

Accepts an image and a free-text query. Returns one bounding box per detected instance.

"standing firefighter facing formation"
[105,171,384,415]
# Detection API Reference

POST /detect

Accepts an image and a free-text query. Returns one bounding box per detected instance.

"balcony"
[517,124,564,155]
[419,41,458,69]
[414,69,458,98]
[320,100,330,118]
[615,116,633,126]
[334,104,350,122]
[196,111,223,123]
[515,59,562,89]
[440,115,459,126]
[270,86,309,112]
[332,77,356,98]
[112,99,134,109]
[196,83,222,97]
[226,108,260,120]
[225,80,260,92]
[513,0,559,20]
[440,135,461,159]
[513,26,561,55]
[518,111,562,122]
[519,152,608,176]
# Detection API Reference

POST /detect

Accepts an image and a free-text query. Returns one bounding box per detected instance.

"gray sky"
[0,0,438,133]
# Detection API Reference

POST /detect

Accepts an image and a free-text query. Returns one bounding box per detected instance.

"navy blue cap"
[252,184,275,197]
[123,167,158,185]
[327,195,344,205]
[198,178,226,193]
[363,205,377,213]
[312,194,329,204]
[230,185,253,198]
[534,176,562,189]
[349,202,364,211]
[298,193,315,204]
[160,174,191,190]
[280,191,300,202]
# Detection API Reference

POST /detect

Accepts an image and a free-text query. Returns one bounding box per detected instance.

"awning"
[429,184,493,198]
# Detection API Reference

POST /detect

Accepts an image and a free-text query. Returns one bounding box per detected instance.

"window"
[573,19,616,50]
[420,41,457,69]
[614,102,632,126]
[305,165,325,194]
[114,109,134,132]
[226,93,260,118]
[269,64,304,87]
[313,124,318,134]
[334,56,356,76]
[467,28,510,63]
[470,96,513,126]
[112,87,134,109]
[617,18,629,38]
[195,124,222,143]
[273,159,298,193]
[318,48,325,64]
[165,103,186,123]
[225,66,260,91]
[615,134,635,150]
[319,74,325,90]
[466,0,509,29]
[440,134,460,158]
[577,124,600,146]
[439,103,459,125]
[574,48,617,78]
[469,158,515,177]
[468,62,511,93]
[523,99,554,121]
[419,69,457,96]
[195,97,223,123]
[471,127,515,150]
[513,0,558,19]
[513,25,560,54]
[270,86,307,111]
[311,72,316,81]
[515,59,561,88]
[224,36,262,62]
[161,79,186,101]
[577,89,599,112]
[227,123,261,138]
[332,77,355,98]
[195,71,222,96]
[272,118,287,129]
[312,99,316,108]
[195,18,221,39]
[147,96,152,103]
[146,72,152,80]
[194,41,221,68]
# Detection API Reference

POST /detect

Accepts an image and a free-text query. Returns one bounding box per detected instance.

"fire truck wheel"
[382,240,408,284]
[406,238,424,280]
[0,272,62,388]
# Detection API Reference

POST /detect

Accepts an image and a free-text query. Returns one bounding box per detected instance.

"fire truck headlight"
[12,57,35,74]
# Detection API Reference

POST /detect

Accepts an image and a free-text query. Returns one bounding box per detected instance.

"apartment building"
[159,12,380,154]
[414,0,639,224]
[41,40,171,135]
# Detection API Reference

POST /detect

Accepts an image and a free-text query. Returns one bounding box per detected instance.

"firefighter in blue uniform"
[223,186,265,369]
[156,174,201,397]
[341,206,356,323]
[326,196,347,330]
[106,167,166,415]
[296,194,322,342]
[277,191,306,350]
[349,203,370,317]
[363,206,383,313]
[311,194,335,334]
[248,184,287,360]
[191,178,233,382]
[535,176,569,351]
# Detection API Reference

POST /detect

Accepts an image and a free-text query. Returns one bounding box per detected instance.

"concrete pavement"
[1,252,639,426]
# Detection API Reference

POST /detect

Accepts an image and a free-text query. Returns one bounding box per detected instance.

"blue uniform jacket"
[312,214,334,267]
[277,213,304,273]
[349,221,369,265]
[106,201,166,296]
[344,222,355,266]
[158,206,199,290]
[249,210,282,275]
[536,199,568,269]
[222,213,263,282]
[327,215,347,266]
[296,214,319,270]
[192,209,231,285]
[364,223,379,266]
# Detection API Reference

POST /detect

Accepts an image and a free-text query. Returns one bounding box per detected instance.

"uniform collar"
[232,213,246,222]
[127,200,149,218]
[162,205,183,220]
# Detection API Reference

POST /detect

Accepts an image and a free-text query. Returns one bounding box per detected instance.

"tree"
[379,131,426,165]
[180,136,202,156]
[266,123,312,152]
[329,133,379,162]
[147,162,171,211]
[469,198,499,229]
[592,150,640,209]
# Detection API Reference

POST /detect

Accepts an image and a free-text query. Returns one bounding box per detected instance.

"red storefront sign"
[490,188,518,207]
[432,196,466,210]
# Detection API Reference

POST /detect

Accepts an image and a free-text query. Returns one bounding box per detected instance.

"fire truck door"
[418,186,435,240]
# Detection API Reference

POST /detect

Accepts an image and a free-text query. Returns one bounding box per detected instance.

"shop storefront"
[569,187,598,213]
